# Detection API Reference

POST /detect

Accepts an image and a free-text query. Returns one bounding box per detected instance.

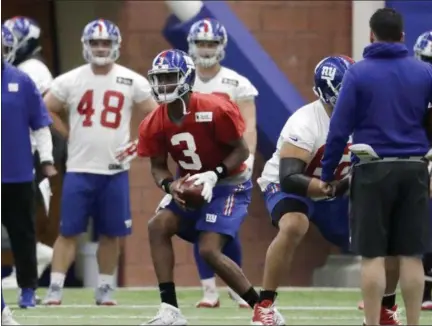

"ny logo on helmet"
[321,66,336,81]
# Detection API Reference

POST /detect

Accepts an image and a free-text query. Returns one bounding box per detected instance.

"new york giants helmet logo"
[414,30,432,64]
[313,55,355,106]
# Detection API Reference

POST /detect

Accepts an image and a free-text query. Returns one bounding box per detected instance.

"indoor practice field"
[4,287,432,325]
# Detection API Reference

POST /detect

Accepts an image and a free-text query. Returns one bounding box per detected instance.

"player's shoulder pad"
[54,64,87,83]
[195,92,237,112]
[287,100,318,126]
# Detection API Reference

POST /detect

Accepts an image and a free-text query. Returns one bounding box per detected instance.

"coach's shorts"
[263,183,350,250]
[60,172,132,237]
[163,180,252,243]
[350,161,432,258]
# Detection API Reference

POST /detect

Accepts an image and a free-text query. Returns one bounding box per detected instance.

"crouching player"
[137,49,284,325]
[251,56,401,325]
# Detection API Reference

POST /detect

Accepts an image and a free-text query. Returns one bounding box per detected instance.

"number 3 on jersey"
[78,90,124,129]
[171,132,202,170]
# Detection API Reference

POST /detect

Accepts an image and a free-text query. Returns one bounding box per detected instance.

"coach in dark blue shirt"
[1,58,56,307]
[320,8,432,326]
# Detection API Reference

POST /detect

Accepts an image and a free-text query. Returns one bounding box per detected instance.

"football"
[179,180,205,209]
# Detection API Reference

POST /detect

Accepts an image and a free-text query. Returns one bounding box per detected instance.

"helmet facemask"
[189,39,225,68]
[82,38,120,66]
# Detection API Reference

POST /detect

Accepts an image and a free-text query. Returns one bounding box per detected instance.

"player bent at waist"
[136,49,284,325]
[251,55,401,326]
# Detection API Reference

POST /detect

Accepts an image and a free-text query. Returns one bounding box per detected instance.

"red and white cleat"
[422,300,432,310]
[251,300,275,325]
[195,297,220,308]
[379,305,402,325]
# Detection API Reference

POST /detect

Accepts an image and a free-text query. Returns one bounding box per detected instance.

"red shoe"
[252,300,275,325]
[195,298,220,308]
[380,305,402,325]
[358,300,364,310]
[422,300,432,310]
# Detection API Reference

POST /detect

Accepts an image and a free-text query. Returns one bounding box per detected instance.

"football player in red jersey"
[137,49,285,325]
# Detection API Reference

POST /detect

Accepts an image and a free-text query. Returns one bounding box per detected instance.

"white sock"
[98,274,114,287]
[228,287,244,302]
[201,277,218,298]
[50,272,65,288]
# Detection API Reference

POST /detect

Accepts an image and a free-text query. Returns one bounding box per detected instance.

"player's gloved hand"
[156,194,173,213]
[187,171,218,203]
[115,139,138,164]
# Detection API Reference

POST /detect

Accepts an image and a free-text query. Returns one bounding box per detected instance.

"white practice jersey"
[257,100,352,199]
[50,63,152,174]
[193,66,258,101]
[18,58,54,154]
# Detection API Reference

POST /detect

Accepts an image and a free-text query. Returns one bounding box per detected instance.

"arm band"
[213,163,228,180]
[160,178,174,194]
[279,157,312,197]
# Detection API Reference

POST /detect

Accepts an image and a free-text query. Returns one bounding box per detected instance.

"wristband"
[213,163,228,180]
[160,178,174,194]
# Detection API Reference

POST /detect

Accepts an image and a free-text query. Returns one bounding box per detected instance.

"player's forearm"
[33,127,54,163]
[49,111,69,139]
[243,128,257,155]
[222,141,250,173]
[151,166,174,189]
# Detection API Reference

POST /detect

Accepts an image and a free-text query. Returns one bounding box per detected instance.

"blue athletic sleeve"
[321,70,357,182]
[25,74,52,131]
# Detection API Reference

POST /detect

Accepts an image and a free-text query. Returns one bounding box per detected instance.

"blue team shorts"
[262,183,350,251]
[60,172,132,237]
[163,180,253,243]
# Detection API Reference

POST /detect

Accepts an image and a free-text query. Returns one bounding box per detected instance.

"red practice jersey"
[137,92,247,177]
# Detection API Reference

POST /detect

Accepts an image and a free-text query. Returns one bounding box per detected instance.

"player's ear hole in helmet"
[187,18,228,68]
[81,19,122,66]
[148,49,196,108]
[312,55,355,107]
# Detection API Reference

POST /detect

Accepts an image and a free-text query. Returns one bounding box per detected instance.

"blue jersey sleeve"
[25,74,52,131]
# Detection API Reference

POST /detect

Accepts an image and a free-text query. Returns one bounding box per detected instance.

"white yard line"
[15,315,359,320]
[11,304,358,310]
[113,287,360,292]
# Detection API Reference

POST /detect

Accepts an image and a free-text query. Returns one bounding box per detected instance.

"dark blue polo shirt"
[321,43,432,182]
[1,62,52,183]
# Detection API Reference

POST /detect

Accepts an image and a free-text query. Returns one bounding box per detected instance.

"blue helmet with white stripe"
[187,18,228,68]
[148,49,196,105]
[313,55,355,106]
[414,30,432,64]
[3,16,41,65]
[81,19,122,66]
[2,25,17,63]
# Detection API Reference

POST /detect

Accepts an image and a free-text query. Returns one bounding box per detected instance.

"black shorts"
[350,160,432,258]
[271,197,309,227]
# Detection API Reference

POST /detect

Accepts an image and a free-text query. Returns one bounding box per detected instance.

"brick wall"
[116,0,352,286]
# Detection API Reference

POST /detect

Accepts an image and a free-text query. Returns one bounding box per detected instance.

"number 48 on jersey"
[77,89,125,129]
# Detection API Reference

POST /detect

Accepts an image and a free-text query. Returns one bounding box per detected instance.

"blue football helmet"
[81,19,122,66]
[414,30,432,64]
[187,18,228,68]
[148,49,196,109]
[313,55,355,106]
[2,25,17,63]
[3,16,41,65]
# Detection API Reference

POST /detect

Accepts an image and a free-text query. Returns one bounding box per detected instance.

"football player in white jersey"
[251,56,401,325]
[114,18,258,309]
[42,19,158,305]
[2,17,56,305]
[187,18,257,309]
[413,30,432,311]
